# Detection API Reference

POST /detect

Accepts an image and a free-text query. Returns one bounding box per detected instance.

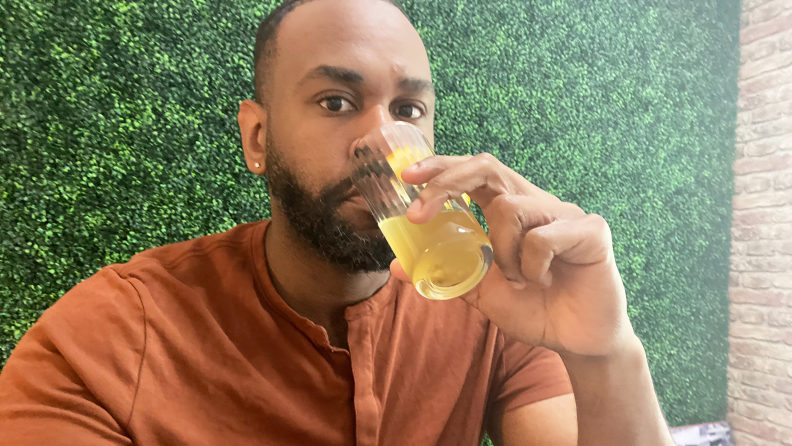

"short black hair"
[253,0,406,105]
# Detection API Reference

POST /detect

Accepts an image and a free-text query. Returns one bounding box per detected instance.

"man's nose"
[359,104,394,134]
[348,104,395,157]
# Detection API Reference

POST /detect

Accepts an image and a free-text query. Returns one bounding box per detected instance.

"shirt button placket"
[347,315,379,446]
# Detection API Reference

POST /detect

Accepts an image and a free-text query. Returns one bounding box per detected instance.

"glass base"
[415,244,494,300]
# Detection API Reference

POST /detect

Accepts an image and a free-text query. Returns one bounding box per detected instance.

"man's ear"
[238,99,268,174]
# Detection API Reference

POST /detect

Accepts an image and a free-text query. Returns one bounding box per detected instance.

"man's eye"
[395,104,423,119]
[319,97,355,112]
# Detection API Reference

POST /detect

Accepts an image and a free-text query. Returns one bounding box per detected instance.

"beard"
[264,137,394,274]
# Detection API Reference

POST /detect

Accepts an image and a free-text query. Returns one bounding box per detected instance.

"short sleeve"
[0,267,145,445]
[488,332,573,415]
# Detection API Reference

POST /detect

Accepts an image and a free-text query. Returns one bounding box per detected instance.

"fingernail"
[402,163,419,174]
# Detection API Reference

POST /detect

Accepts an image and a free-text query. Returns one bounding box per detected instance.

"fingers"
[402,153,549,224]
[485,195,586,286]
[397,153,611,291]
[520,214,613,288]
[389,259,410,283]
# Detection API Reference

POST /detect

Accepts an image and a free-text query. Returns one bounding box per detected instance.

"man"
[0,0,675,444]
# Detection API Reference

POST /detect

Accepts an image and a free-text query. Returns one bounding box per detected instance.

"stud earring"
[254,163,261,168]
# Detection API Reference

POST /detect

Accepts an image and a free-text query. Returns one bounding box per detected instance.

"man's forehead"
[274,0,431,84]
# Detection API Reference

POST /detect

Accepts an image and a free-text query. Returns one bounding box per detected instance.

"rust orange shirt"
[0,220,571,446]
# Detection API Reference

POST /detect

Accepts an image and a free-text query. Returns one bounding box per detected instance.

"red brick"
[737,400,772,419]
[775,171,792,189]
[780,426,792,445]
[743,7,754,27]
[756,223,792,239]
[728,381,742,398]
[774,377,792,394]
[741,50,792,81]
[730,366,743,382]
[742,13,792,45]
[740,84,792,111]
[736,210,774,226]
[770,310,792,327]
[739,111,755,126]
[731,338,792,361]
[735,208,792,226]
[732,337,769,357]
[775,274,792,289]
[746,240,775,256]
[732,431,769,446]
[751,1,789,25]
[741,73,776,96]
[731,416,780,440]
[744,134,792,156]
[782,30,792,51]
[733,306,767,323]
[741,92,767,110]
[736,175,773,193]
[733,191,791,210]
[753,98,792,122]
[736,382,790,407]
[731,353,791,376]
[747,39,779,61]
[728,431,754,446]
[732,323,785,341]
[743,0,780,12]
[736,117,792,142]
[767,407,792,427]
[734,153,792,175]
[744,273,777,288]
[733,256,791,271]
[731,288,788,306]
[732,272,743,287]
[734,225,760,240]
[775,207,792,222]
[740,65,792,97]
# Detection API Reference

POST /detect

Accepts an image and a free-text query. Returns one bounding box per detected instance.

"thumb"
[389,259,410,283]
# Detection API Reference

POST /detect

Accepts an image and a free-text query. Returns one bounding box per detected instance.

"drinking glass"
[351,122,493,300]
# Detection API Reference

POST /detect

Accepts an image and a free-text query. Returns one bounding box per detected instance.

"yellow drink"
[379,209,492,300]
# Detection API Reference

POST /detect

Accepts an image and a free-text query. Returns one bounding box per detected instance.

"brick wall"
[728,0,792,444]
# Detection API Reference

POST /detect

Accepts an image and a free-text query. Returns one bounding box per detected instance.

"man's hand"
[393,153,633,358]
[392,153,675,446]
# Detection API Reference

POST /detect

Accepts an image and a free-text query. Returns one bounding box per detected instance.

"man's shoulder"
[112,220,267,281]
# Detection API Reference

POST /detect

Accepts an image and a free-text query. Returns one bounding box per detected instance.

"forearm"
[560,334,674,446]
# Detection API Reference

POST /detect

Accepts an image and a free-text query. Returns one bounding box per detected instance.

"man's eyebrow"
[399,77,435,95]
[298,65,365,86]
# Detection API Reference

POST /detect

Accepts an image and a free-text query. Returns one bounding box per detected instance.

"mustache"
[317,176,356,208]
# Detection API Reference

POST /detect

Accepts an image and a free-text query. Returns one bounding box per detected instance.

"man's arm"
[560,335,673,445]
[489,394,577,446]
[0,330,133,446]
[493,335,672,446]
[0,268,142,445]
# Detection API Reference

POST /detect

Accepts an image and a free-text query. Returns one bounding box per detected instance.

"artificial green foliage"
[1,0,739,428]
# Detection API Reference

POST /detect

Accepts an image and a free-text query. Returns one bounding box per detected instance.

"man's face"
[262,0,435,272]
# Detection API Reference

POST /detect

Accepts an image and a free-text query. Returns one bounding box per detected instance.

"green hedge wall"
[1,0,739,427]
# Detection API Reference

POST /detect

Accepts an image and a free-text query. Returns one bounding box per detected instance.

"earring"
[254,163,261,168]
